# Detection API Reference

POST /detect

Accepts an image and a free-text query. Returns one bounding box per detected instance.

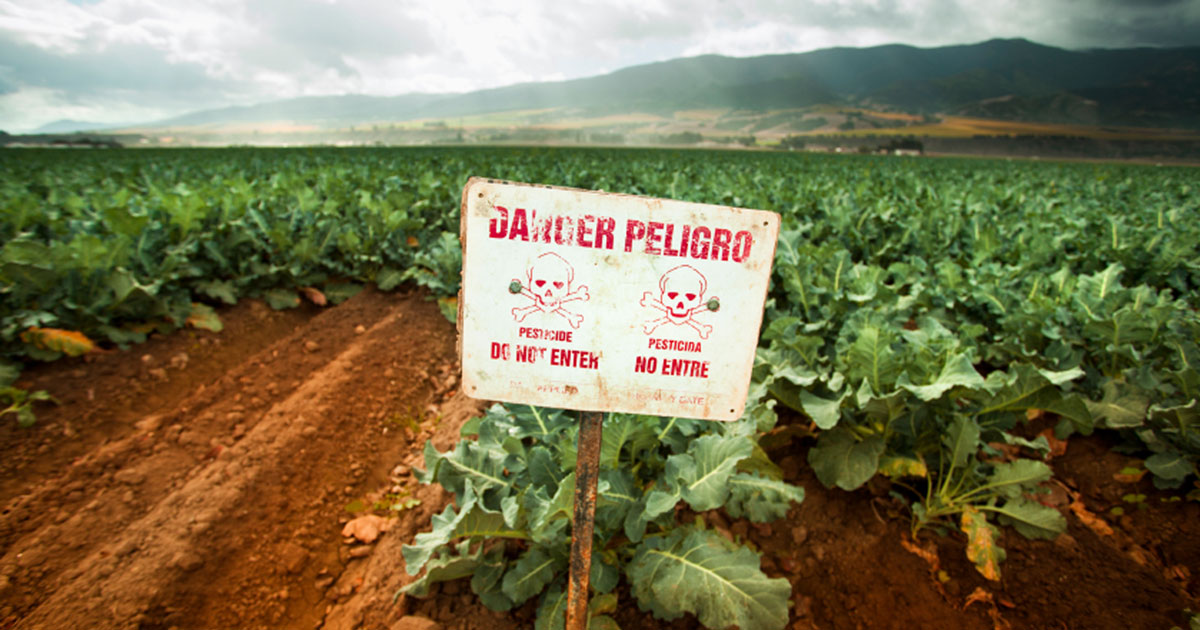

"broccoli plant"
[400,401,804,630]
[904,415,1066,580]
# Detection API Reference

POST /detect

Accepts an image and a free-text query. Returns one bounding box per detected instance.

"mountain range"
[44,38,1200,134]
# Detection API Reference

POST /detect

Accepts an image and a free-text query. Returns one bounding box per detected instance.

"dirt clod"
[342,514,391,544]
[113,469,144,485]
[391,616,442,630]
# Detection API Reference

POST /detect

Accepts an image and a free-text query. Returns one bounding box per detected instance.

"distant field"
[89,103,1200,149]
[832,115,1200,140]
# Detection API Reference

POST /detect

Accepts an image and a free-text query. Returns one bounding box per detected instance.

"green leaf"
[600,414,657,470]
[1044,393,1094,436]
[196,279,237,304]
[977,364,1078,424]
[989,497,1066,540]
[590,555,620,594]
[1148,400,1198,432]
[0,362,18,388]
[16,405,35,428]
[1001,433,1051,458]
[596,470,639,538]
[438,296,458,324]
[840,311,902,395]
[624,488,678,543]
[534,582,567,630]
[1037,366,1086,386]
[263,289,301,310]
[961,506,1004,581]
[1145,452,1191,481]
[899,353,984,401]
[758,343,821,388]
[1086,380,1149,428]
[324,282,364,304]
[1073,263,1124,314]
[402,501,471,576]
[725,472,805,522]
[944,416,981,470]
[808,425,885,491]
[799,389,845,430]
[984,459,1053,499]
[377,266,405,291]
[528,446,565,493]
[527,472,575,544]
[401,496,526,576]
[665,434,754,511]
[737,441,785,481]
[185,303,223,332]
[471,543,514,611]
[419,438,510,506]
[627,527,790,630]
[588,616,620,630]
[401,540,480,597]
[503,546,566,605]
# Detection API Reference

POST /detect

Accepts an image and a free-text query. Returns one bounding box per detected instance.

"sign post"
[457,178,778,629]
[564,410,603,629]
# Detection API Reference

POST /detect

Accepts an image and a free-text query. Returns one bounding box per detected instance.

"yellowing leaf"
[963,586,994,609]
[1069,499,1114,538]
[186,303,223,332]
[899,534,940,573]
[962,507,1004,581]
[299,286,327,306]
[437,296,458,324]
[877,455,927,478]
[407,235,420,247]
[21,327,95,356]
[127,322,159,334]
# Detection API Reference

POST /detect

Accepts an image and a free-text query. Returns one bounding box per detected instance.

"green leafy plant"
[0,362,55,427]
[0,385,55,428]
[399,402,803,630]
[905,417,1066,579]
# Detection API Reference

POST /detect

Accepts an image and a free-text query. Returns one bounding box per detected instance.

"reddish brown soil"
[1,289,1196,630]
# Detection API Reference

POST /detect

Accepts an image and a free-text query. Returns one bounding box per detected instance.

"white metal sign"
[458,178,779,421]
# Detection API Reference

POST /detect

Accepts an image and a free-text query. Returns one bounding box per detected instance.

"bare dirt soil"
[1,288,1196,630]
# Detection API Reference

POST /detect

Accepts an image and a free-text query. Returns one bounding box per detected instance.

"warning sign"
[458,178,779,421]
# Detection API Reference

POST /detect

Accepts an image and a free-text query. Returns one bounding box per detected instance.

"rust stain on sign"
[458,177,779,421]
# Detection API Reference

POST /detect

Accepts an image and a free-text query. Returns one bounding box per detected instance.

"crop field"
[1,146,1198,630]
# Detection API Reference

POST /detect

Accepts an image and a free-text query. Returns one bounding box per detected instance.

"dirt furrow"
[1,289,462,629]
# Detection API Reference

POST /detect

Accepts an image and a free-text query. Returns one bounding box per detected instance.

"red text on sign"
[486,207,755,265]
[633,355,710,378]
[489,207,616,250]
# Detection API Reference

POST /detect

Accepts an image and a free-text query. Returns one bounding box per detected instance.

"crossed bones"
[511,281,589,328]
[641,292,714,339]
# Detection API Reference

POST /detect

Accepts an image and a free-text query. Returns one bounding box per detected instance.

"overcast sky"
[1,0,1198,132]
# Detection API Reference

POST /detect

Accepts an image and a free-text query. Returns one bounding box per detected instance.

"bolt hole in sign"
[458,178,779,421]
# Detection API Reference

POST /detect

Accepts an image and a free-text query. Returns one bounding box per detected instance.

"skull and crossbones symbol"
[641,265,716,339]
[511,252,589,328]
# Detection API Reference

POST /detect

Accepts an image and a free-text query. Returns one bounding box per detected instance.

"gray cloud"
[0,33,225,99]
[240,1,437,74]
[0,0,1197,132]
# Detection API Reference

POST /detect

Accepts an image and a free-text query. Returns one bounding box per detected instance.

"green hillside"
[144,38,1200,131]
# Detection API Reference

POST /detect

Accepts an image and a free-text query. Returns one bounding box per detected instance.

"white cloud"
[0,0,1196,131]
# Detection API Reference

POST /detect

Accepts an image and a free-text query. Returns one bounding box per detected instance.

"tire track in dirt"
[0,289,470,630]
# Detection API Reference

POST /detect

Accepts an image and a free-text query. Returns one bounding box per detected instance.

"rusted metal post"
[564,410,603,630]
